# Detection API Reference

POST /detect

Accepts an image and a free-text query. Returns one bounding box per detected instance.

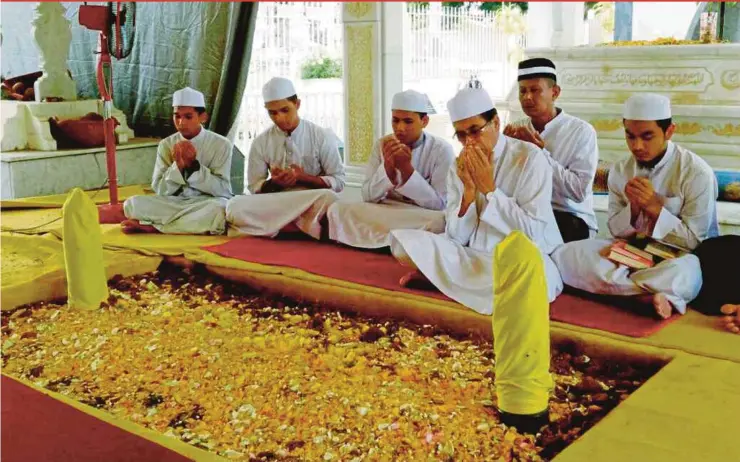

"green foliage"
[584,2,599,19]
[300,57,342,80]
[479,2,528,13]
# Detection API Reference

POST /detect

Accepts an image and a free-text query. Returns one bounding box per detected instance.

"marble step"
[1,138,246,200]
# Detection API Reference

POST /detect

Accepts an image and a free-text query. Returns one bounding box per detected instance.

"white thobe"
[327,132,455,248]
[551,142,719,313]
[511,110,599,232]
[226,119,345,239]
[246,119,345,194]
[123,128,233,234]
[389,135,565,315]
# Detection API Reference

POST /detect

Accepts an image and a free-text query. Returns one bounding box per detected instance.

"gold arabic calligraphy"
[562,71,706,88]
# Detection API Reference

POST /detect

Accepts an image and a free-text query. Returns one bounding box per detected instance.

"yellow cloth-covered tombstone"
[62,188,108,310]
[492,231,553,433]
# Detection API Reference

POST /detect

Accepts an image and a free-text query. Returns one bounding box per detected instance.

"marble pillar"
[31,1,77,102]
[614,2,634,42]
[527,2,586,48]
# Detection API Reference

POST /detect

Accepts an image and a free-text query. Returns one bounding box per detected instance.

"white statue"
[31,1,77,102]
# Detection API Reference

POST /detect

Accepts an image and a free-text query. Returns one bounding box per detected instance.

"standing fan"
[78,2,135,221]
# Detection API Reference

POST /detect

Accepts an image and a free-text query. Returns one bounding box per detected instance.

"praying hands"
[504,124,545,150]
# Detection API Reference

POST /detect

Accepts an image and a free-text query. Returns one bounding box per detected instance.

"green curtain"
[209,3,257,137]
[65,2,258,138]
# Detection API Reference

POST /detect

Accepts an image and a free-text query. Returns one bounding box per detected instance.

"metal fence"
[236,2,527,153]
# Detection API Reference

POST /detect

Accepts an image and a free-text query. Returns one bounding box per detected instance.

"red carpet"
[203,236,676,338]
[1,374,192,462]
[204,235,453,302]
[550,289,678,337]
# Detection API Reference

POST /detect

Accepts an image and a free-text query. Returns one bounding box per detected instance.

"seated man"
[505,58,599,242]
[552,93,719,319]
[122,87,233,234]
[389,83,564,314]
[226,77,345,239]
[327,89,455,248]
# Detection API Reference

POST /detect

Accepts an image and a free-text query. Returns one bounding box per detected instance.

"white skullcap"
[391,89,436,114]
[172,87,205,108]
[623,93,672,121]
[447,87,494,123]
[262,77,296,103]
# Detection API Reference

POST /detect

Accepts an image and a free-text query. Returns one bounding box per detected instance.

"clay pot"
[49,112,119,149]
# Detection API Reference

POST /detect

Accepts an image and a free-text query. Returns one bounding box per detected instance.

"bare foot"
[120,219,160,234]
[720,304,740,334]
[652,293,674,320]
[399,270,437,291]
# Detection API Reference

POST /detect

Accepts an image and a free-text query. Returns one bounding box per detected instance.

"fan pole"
[102,101,119,205]
[96,29,123,222]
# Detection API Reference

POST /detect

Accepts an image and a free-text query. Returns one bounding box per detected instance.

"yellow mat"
[0,184,149,209]
[1,234,161,310]
[97,226,231,257]
[1,207,65,235]
[556,352,740,462]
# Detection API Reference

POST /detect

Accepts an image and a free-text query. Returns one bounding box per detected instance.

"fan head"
[108,2,136,59]
[78,2,136,59]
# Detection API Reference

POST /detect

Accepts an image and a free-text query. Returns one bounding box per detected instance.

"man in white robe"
[389,83,564,315]
[551,94,719,318]
[122,87,233,234]
[326,89,455,248]
[226,77,346,240]
[504,58,598,242]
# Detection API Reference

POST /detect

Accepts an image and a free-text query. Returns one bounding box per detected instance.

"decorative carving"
[721,70,740,91]
[346,25,375,166]
[589,119,622,132]
[31,2,77,101]
[560,67,713,92]
[670,93,701,105]
[346,2,373,20]
[674,122,703,136]
[710,124,740,137]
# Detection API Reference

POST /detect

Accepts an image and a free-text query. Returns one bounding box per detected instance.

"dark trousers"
[554,210,590,243]
[692,235,740,315]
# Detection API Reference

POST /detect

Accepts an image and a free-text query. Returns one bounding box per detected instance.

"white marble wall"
[1,141,158,199]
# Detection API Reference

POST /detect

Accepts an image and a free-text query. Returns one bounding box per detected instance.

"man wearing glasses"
[505,58,599,243]
[389,82,564,315]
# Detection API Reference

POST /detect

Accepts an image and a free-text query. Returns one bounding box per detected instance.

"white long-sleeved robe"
[327,132,455,248]
[389,135,565,315]
[123,128,233,234]
[551,141,719,313]
[226,119,345,239]
[511,110,599,233]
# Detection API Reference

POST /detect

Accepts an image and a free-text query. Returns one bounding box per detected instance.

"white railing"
[237,2,528,155]
[403,3,527,106]
[247,2,343,90]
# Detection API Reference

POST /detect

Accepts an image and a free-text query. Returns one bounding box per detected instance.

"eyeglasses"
[453,121,492,142]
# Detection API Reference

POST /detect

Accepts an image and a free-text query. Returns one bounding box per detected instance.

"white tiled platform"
[1,138,160,199]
